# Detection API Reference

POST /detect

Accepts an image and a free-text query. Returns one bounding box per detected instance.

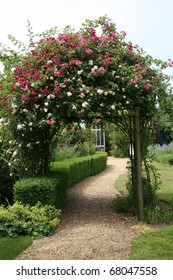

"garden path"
[16,157,143,260]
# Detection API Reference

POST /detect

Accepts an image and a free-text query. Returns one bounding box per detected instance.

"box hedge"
[14,152,107,209]
[14,176,67,209]
[51,152,107,188]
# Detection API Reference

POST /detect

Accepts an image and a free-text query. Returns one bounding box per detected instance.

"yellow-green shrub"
[0,202,61,237]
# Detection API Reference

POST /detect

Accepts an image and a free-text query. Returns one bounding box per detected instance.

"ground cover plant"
[0,202,61,238]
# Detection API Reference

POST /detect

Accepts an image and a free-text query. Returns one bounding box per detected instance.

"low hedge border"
[51,152,107,188]
[13,152,107,209]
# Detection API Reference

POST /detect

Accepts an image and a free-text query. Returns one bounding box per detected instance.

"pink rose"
[145,83,151,90]
[86,48,93,54]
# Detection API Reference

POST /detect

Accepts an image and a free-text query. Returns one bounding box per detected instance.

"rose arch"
[1,17,171,219]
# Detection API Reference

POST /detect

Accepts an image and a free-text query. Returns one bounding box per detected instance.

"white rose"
[67,92,72,97]
[82,101,88,108]
[17,124,23,130]
[47,60,53,64]
[12,103,17,109]
[12,150,17,157]
[111,105,116,110]
[92,65,98,71]
[77,70,83,75]
[0,118,4,124]
[89,60,93,65]
[97,89,104,95]
[26,143,32,148]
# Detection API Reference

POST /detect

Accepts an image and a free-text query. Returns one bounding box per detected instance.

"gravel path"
[16,157,144,260]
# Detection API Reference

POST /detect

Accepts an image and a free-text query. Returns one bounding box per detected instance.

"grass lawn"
[155,162,173,206]
[0,236,32,260]
[132,225,173,260]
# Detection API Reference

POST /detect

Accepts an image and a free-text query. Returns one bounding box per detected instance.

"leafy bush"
[14,176,67,209]
[0,202,61,237]
[113,195,133,213]
[54,146,79,161]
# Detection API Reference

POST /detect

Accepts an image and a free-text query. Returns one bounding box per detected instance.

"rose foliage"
[0,16,172,175]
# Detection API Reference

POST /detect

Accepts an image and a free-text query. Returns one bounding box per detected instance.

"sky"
[0,0,173,74]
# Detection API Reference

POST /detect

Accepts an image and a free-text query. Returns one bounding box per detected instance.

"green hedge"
[14,152,107,209]
[51,152,107,188]
[14,176,67,209]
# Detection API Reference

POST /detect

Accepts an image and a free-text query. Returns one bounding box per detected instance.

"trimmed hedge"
[14,152,107,209]
[14,176,67,209]
[51,152,107,188]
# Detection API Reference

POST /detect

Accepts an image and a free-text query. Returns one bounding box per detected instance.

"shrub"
[113,195,133,213]
[0,202,61,237]
[14,176,67,209]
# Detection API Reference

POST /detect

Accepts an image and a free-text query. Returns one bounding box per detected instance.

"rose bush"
[0,16,171,175]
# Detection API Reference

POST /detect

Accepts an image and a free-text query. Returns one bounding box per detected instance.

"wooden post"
[134,108,144,220]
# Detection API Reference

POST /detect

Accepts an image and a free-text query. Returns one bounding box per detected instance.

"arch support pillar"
[134,107,144,220]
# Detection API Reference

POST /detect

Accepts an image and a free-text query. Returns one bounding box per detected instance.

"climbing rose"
[86,48,93,54]
[145,83,151,90]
